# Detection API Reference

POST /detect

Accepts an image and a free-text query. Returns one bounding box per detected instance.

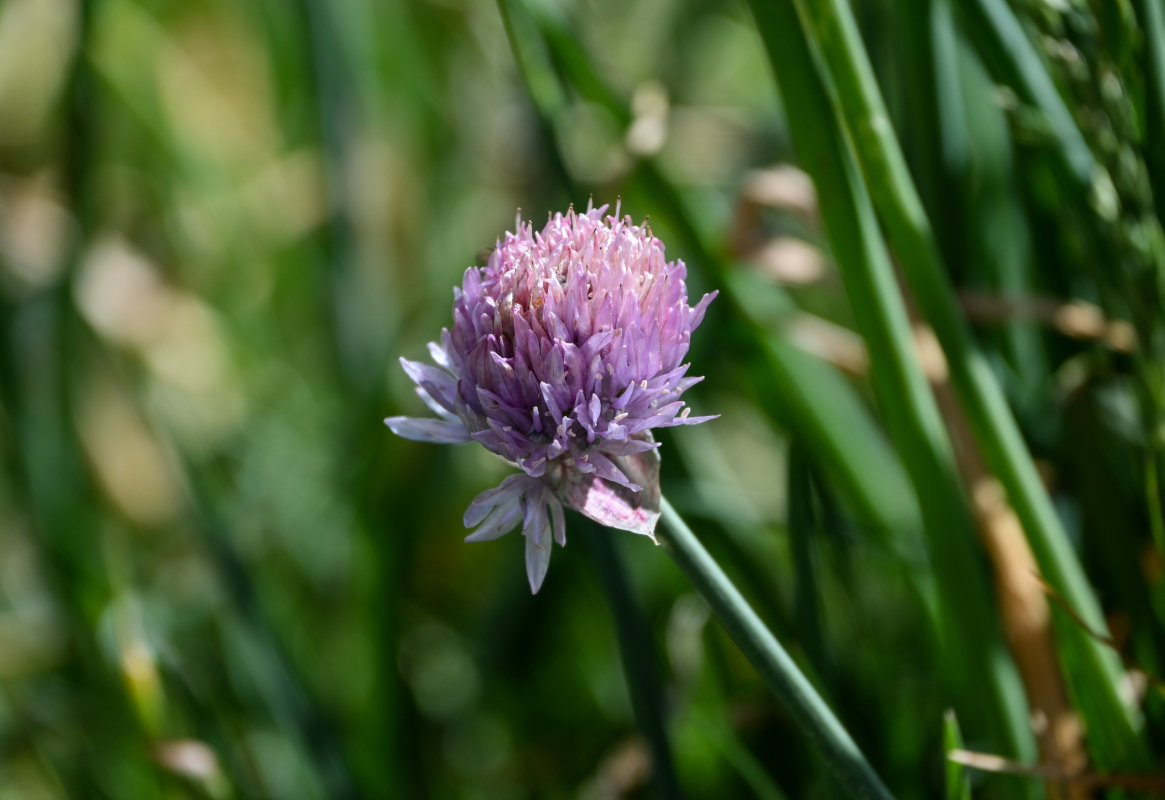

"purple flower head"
[386,203,716,592]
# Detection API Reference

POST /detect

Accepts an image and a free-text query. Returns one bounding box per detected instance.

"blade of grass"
[580,523,685,800]
[726,269,923,551]
[895,0,968,273]
[295,0,367,392]
[757,335,922,550]
[792,0,1147,768]
[1138,0,1165,226]
[289,4,415,793]
[959,0,1097,190]
[659,498,895,800]
[788,440,829,684]
[1133,1,1165,571]
[687,710,791,800]
[746,0,1031,761]
[951,40,1049,407]
[943,711,972,800]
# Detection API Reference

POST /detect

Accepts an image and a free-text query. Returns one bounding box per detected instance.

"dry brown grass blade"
[958,290,1137,353]
[949,748,1165,793]
[1036,574,1165,700]
[907,284,1090,797]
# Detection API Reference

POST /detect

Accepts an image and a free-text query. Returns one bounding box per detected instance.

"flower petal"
[599,438,660,456]
[415,386,458,421]
[547,493,566,546]
[667,411,719,426]
[689,290,718,330]
[428,339,453,370]
[464,499,523,542]
[464,473,536,527]
[585,450,640,491]
[557,443,661,539]
[400,357,459,414]
[523,489,553,593]
[385,416,471,443]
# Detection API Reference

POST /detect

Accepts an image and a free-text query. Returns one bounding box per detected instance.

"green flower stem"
[658,499,895,800]
[792,0,1147,769]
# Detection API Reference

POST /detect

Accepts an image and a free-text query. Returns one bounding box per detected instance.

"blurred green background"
[0,0,1163,797]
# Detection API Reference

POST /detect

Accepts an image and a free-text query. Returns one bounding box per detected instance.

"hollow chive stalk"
[659,498,895,800]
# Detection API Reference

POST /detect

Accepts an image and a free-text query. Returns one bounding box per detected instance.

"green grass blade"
[959,0,1097,189]
[1137,0,1165,226]
[794,0,1147,769]
[746,0,1031,761]
[787,440,829,684]
[755,333,921,548]
[943,711,972,800]
[686,711,791,800]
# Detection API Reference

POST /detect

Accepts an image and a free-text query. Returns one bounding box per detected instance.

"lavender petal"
[385,416,471,443]
[523,490,553,593]
[464,473,537,527]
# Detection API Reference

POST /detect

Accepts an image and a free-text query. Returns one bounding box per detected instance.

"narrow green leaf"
[959,0,1097,189]
[943,711,972,800]
[794,0,1147,769]
[1137,0,1165,226]
[746,0,1031,761]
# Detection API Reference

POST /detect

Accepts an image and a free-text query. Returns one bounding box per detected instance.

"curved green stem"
[658,498,895,800]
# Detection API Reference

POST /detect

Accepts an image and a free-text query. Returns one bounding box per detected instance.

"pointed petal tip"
[385,415,472,443]
[526,540,551,593]
[673,412,719,426]
[524,491,553,594]
[464,496,524,541]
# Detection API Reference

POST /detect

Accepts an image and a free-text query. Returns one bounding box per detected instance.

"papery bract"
[386,203,716,592]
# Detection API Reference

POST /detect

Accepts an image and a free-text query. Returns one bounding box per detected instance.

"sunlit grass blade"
[746,0,1031,762]
[792,0,1148,769]
[943,711,971,800]
[659,499,895,800]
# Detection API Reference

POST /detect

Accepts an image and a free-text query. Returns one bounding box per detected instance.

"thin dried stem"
[949,749,1165,793]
